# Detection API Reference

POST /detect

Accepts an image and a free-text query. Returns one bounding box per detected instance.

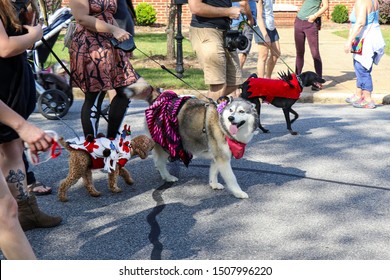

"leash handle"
[24,130,62,165]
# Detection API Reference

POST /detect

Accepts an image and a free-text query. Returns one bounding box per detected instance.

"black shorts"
[0,55,36,144]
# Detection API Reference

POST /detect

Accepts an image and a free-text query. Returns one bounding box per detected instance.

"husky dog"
[127,83,258,199]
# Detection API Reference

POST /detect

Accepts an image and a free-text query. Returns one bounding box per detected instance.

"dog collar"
[225,136,246,159]
[296,75,303,89]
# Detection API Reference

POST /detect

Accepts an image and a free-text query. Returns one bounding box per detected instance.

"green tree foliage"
[379,0,390,24]
[135,2,157,26]
[331,4,349,24]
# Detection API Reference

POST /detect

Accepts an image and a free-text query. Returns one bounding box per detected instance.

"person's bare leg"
[0,139,28,199]
[356,88,363,99]
[362,89,372,102]
[0,189,36,259]
[226,85,240,98]
[257,43,269,78]
[208,84,227,100]
[107,90,116,102]
[1,139,61,232]
[0,140,36,259]
[265,41,281,79]
[238,53,247,69]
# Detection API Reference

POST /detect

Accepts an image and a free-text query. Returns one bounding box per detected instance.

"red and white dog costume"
[65,125,133,172]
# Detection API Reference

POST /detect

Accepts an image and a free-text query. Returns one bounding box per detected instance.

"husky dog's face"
[220,98,259,143]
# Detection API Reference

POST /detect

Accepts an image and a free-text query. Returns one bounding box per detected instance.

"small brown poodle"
[58,134,154,202]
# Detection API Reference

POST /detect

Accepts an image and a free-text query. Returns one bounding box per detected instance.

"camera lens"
[237,35,249,50]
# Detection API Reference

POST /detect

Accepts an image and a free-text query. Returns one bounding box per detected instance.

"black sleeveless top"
[0,3,36,143]
[190,0,232,30]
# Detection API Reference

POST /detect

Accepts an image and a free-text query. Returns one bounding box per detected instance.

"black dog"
[240,71,325,135]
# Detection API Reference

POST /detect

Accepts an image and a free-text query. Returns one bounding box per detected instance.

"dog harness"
[246,73,302,103]
[145,90,193,167]
[65,125,133,172]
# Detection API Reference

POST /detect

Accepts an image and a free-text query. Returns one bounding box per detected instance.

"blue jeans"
[353,53,377,92]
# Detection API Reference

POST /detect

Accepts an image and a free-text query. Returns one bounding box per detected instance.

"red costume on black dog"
[241,71,325,135]
[244,72,301,103]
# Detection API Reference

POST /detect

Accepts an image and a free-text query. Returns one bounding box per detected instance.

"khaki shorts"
[189,27,243,86]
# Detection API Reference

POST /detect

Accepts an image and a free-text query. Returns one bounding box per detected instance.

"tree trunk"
[166,3,177,60]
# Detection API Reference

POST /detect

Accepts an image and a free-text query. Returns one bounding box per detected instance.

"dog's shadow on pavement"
[23,155,307,260]
[253,115,344,138]
[323,71,355,89]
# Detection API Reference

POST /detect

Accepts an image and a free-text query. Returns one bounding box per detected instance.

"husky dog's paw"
[232,190,249,199]
[162,174,179,182]
[210,182,225,190]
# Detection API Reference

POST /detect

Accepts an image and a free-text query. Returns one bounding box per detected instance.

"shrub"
[331,4,349,24]
[379,0,390,24]
[135,2,157,26]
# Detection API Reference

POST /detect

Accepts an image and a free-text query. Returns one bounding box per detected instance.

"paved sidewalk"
[243,27,390,104]
[72,26,388,104]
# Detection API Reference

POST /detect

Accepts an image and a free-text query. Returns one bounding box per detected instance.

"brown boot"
[17,194,62,231]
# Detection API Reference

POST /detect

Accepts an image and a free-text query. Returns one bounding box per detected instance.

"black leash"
[134,47,215,104]
[240,14,295,73]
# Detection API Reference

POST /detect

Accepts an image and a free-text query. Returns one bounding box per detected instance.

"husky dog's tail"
[123,77,164,105]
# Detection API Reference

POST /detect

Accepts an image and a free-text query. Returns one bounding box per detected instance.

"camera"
[224,30,249,52]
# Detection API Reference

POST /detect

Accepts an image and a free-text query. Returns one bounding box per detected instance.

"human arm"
[69,0,130,41]
[344,0,367,53]
[0,21,42,58]
[307,0,329,23]
[256,0,270,43]
[0,100,52,153]
[188,0,242,20]
[240,1,254,26]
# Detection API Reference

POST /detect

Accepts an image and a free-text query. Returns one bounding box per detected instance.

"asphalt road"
[2,100,390,260]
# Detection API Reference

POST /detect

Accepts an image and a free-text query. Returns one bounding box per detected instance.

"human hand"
[23,24,43,42]
[17,122,53,154]
[45,0,53,11]
[228,6,241,20]
[344,41,352,53]
[112,27,130,42]
[264,33,270,43]
[307,14,318,23]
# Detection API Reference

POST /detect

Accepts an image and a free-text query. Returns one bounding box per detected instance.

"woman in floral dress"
[69,0,138,138]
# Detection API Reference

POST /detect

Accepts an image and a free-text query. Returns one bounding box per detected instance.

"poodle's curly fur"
[57,135,154,202]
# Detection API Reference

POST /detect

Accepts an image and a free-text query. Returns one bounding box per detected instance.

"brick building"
[61,0,355,27]
[130,0,356,27]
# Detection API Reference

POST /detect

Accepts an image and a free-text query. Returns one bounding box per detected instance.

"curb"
[72,87,390,105]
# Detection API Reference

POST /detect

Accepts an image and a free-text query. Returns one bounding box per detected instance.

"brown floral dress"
[69,0,137,93]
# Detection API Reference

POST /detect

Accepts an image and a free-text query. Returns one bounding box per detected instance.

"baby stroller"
[28,7,73,120]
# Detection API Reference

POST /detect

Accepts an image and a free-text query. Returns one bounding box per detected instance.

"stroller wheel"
[37,89,70,120]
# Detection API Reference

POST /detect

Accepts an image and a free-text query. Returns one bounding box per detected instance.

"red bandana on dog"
[225,136,246,159]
